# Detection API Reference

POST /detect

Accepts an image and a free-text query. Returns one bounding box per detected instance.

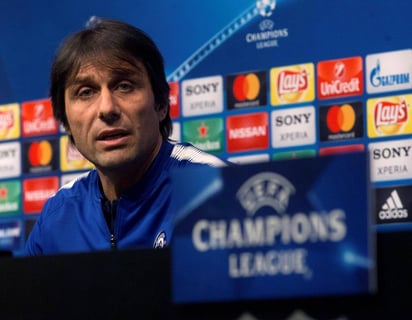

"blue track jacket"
[25,141,228,256]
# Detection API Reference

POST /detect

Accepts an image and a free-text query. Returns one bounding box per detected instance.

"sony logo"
[372,146,411,160]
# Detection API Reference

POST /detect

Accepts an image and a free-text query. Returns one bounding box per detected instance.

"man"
[25,18,228,255]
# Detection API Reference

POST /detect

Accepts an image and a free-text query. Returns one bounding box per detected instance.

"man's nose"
[98,89,120,122]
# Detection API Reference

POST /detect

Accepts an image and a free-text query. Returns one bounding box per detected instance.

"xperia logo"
[271,106,315,148]
[182,76,223,117]
[369,139,412,182]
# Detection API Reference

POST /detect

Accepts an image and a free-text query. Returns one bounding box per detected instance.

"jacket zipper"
[109,200,118,249]
[102,199,118,250]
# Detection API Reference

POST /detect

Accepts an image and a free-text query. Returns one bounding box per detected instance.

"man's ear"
[157,104,168,121]
[63,123,71,135]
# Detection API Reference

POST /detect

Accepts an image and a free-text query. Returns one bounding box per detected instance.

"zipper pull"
[110,233,116,249]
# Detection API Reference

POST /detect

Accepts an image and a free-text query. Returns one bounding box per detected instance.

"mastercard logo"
[232,73,261,101]
[326,104,356,133]
[28,140,52,166]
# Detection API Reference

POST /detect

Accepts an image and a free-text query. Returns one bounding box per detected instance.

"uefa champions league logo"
[256,0,276,17]
[236,172,295,217]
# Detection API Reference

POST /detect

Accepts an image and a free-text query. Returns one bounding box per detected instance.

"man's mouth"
[97,130,128,141]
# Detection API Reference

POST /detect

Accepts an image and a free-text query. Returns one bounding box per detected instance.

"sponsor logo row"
[0,99,58,140]
[1,50,410,143]
[175,101,412,152]
[2,94,410,151]
[169,49,412,117]
[0,172,80,220]
[0,109,409,182]
[0,136,93,180]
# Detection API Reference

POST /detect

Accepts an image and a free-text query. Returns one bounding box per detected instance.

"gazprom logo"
[236,172,295,216]
[256,0,276,17]
[366,49,412,94]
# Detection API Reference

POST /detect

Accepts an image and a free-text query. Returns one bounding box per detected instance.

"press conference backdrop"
[0,0,411,256]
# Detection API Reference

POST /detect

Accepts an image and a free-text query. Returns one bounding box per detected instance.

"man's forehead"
[68,59,146,82]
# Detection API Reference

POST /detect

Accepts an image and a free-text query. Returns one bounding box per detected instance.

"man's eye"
[117,82,134,92]
[78,88,93,97]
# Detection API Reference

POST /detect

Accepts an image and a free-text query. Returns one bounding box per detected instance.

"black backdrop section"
[0,231,410,320]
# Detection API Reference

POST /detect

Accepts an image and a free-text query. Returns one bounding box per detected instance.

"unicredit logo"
[317,56,363,100]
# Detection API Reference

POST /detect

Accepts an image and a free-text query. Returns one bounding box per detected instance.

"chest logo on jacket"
[153,231,167,249]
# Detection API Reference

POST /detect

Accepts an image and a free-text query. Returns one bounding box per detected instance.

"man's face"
[64,61,166,173]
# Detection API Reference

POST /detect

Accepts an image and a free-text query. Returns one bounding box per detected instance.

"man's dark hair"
[49,17,172,140]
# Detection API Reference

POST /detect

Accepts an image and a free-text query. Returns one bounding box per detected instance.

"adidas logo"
[378,190,408,220]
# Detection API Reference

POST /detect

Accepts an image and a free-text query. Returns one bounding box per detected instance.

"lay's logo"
[0,103,20,140]
[270,63,315,106]
[367,94,412,137]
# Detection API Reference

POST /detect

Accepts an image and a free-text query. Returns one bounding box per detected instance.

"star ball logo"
[256,0,276,17]
[319,102,364,142]
[226,71,267,109]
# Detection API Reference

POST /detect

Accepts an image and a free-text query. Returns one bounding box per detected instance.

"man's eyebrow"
[66,75,96,87]
[112,66,145,78]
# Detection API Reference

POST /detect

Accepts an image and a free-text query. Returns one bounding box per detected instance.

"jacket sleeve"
[24,216,43,256]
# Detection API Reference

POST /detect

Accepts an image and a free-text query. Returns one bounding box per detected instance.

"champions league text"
[192,209,347,278]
